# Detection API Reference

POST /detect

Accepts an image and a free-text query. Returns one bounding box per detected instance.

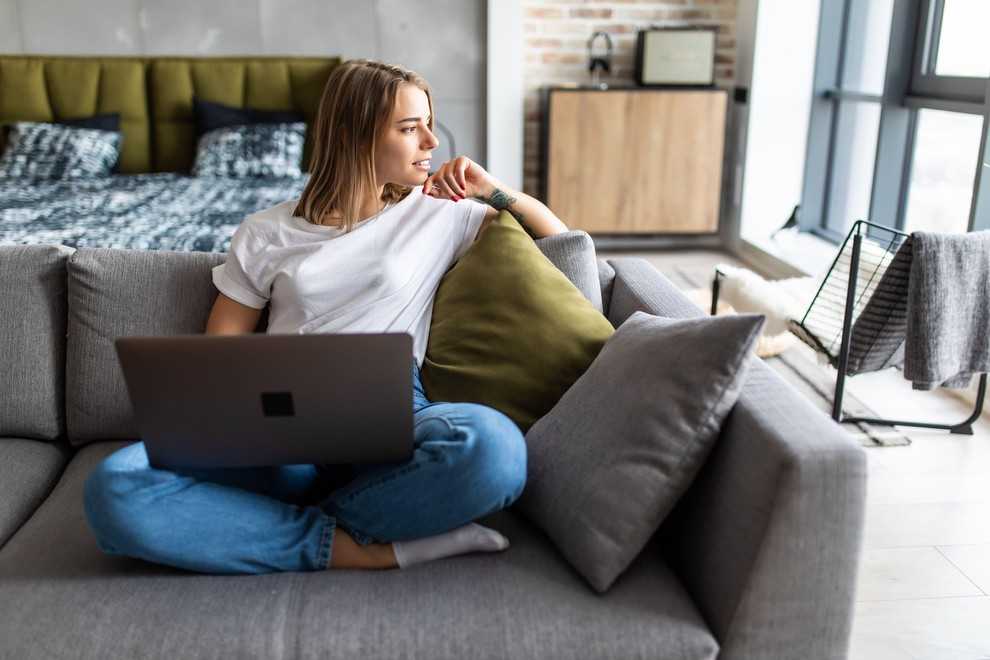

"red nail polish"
[451,196,459,202]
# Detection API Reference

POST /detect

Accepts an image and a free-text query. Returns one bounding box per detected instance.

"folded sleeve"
[452,200,488,263]
[212,221,270,309]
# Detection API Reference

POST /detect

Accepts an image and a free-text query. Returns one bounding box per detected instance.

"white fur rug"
[683,263,819,359]
[682,287,797,358]
[713,264,820,336]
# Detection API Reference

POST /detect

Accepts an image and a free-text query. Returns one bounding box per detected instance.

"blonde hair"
[294,60,434,231]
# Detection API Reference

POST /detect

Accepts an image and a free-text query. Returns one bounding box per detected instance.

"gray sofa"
[0,242,867,659]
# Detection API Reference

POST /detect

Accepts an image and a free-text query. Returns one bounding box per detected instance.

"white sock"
[392,523,510,568]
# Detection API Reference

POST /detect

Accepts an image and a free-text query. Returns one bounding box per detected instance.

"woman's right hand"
[421,156,498,203]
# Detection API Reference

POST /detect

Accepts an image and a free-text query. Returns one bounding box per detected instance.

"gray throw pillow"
[516,311,765,593]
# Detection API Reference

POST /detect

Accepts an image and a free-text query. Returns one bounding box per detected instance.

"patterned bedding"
[0,174,307,252]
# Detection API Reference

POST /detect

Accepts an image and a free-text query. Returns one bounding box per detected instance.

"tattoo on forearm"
[485,188,526,225]
[487,188,515,210]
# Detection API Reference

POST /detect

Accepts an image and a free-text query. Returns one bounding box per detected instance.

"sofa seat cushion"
[0,438,72,547]
[0,441,718,660]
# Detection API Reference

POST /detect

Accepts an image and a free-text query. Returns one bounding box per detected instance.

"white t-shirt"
[213,191,487,365]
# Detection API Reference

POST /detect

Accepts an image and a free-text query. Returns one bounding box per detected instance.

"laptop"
[115,333,414,470]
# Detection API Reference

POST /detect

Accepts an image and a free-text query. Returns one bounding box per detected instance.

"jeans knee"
[83,444,155,554]
[458,405,527,508]
[84,463,121,552]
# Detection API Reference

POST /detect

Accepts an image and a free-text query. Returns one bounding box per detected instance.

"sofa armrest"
[665,360,866,659]
[609,257,867,659]
[606,258,707,325]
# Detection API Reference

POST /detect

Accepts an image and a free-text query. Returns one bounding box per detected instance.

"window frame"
[801,0,990,240]
[912,0,988,104]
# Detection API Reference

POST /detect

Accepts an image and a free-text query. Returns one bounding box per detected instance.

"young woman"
[83,59,568,573]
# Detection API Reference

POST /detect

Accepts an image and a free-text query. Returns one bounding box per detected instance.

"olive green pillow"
[421,211,615,432]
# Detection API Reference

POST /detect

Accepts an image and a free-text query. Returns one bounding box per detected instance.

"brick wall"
[521,0,739,196]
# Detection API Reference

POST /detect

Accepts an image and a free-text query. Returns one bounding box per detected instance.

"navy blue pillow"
[59,113,121,132]
[2,113,121,139]
[193,97,305,138]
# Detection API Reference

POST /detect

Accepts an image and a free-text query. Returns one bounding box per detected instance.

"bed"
[0,55,342,252]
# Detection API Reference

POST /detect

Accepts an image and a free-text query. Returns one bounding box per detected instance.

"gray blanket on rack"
[904,230,990,389]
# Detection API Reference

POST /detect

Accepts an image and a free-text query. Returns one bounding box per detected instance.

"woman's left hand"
[421,156,497,203]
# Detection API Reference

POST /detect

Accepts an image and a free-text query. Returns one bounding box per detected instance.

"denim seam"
[337,521,375,547]
[317,514,336,570]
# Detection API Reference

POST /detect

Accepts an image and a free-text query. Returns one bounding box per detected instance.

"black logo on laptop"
[261,391,295,417]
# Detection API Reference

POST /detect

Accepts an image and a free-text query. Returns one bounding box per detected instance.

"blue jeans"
[83,364,526,574]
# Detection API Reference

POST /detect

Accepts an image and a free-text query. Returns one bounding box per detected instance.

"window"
[801,0,990,240]
[801,0,897,240]
[931,0,990,78]
[842,0,894,95]
[903,108,983,233]
[828,101,882,236]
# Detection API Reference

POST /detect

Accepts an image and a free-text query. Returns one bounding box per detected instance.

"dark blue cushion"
[193,97,305,138]
[3,113,121,139]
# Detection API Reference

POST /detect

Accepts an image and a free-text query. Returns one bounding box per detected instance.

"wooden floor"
[598,248,990,659]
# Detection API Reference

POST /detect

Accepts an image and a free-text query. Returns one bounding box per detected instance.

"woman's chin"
[385,174,429,189]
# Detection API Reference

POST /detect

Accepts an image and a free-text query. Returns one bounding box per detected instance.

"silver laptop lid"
[115,333,413,470]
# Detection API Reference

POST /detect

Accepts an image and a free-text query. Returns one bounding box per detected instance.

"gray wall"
[0,0,487,164]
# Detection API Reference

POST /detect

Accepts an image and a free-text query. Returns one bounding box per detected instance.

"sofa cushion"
[0,244,73,440]
[517,312,765,593]
[598,258,616,317]
[420,212,615,433]
[0,438,72,547]
[533,229,603,312]
[0,441,718,660]
[65,249,226,445]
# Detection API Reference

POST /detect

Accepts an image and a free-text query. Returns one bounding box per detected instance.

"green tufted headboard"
[0,55,342,174]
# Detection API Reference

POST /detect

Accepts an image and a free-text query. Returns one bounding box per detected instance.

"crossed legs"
[84,402,526,574]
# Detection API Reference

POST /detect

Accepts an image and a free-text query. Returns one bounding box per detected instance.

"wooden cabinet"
[541,87,727,234]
